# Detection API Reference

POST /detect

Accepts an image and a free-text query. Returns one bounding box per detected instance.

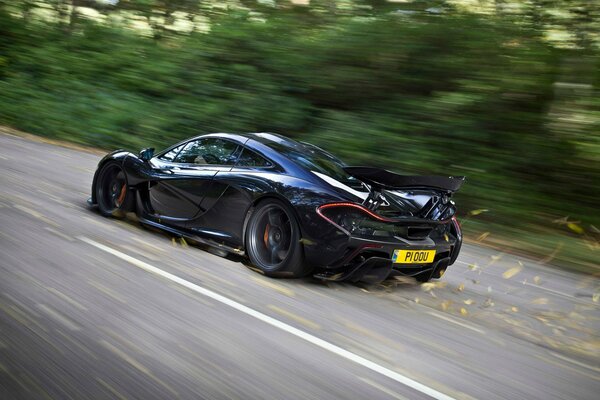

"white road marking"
[520,281,578,300]
[548,351,600,374]
[426,311,485,334]
[79,236,456,400]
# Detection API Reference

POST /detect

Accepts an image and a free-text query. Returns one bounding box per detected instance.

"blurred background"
[0,0,598,273]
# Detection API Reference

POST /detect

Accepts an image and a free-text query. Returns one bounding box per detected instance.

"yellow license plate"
[392,249,436,264]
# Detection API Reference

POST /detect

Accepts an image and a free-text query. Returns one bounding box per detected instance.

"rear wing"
[344,166,465,192]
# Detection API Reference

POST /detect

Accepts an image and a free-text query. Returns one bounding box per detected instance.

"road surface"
[1,131,599,399]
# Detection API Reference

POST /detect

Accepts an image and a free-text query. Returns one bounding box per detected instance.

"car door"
[187,146,275,245]
[147,138,241,225]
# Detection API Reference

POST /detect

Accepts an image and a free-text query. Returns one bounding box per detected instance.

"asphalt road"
[1,131,599,400]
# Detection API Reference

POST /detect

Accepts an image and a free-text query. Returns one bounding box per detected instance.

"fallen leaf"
[483,298,495,308]
[532,298,549,305]
[511,306,519,312]
[503,265,523,279]
[567,222,584,235]
[533,276,541,284]
[421,283,435,292]
[464,299,474,305]
[491,254,503,261]
[468,263,479,271]
[441,300,451,311]
[414,297,420,304]
[593,293,599,303]
[469,209,489,216]
[457,283,465,292]
[460,308,468,316]
[477,232,490,241]
[444,233,449,242]
[421,282,444,292]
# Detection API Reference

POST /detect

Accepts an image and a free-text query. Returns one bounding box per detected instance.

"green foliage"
[0,3,598,271]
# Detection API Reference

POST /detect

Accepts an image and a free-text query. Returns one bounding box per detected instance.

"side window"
[174,138,239,165]
[236,148,272,168]
[158,144,184,161]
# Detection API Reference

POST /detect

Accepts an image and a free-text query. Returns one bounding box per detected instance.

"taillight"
[451,216,462,238]
[317,203,397,237]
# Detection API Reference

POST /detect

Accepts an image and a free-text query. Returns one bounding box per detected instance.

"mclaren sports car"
[88,132,464,283]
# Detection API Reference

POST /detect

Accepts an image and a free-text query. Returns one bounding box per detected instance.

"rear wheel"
[96,162,134,218]
[246,199,308,278]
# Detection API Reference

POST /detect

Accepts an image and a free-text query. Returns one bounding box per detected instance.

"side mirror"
[139,147,155,161]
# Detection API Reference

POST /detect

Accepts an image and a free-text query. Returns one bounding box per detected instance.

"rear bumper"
[308,219,462,283]
[314,254,452,283]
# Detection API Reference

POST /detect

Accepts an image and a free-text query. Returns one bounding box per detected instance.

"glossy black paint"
[89,132,463,280]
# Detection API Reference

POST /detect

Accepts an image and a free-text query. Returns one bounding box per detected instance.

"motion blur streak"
[80,236,457,400]
[1,0,600,394]
[1,0,598,273]
[1,132,599,399]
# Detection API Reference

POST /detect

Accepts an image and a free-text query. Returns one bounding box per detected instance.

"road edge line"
[79,236,457,400]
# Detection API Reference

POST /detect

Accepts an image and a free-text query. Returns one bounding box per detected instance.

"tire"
[245,199,308,278]
[96,162,134,218]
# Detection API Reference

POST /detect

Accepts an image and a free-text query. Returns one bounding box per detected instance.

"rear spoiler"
[344,166,465,192]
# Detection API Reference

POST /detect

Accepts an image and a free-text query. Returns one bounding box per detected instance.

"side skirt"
[138,217,245,256]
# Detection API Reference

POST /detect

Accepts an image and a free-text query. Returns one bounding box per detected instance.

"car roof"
[158,132,340,178]
[206,132,303,149]
[237,132,299,146]
[185,132,324,159]
[154,132,356,197]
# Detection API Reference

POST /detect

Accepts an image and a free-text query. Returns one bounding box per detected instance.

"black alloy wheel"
[246,199,308,277]
[96,162,133,217]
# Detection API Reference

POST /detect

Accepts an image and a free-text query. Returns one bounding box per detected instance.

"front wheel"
[96,162,134,218]
[245,199,308,278]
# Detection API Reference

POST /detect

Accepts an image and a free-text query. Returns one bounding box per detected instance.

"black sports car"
[88,132,464,283]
